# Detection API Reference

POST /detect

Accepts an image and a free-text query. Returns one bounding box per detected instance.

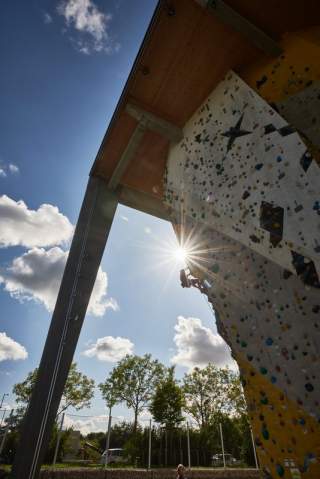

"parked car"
[212,453,238,466]
[100,448,127,465]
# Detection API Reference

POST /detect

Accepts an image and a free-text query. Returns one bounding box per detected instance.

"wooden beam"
[117,185,171,222]
[126,103,183,143]
[108,121,147,191]
[195,0,282,57]
[108,104,183,191]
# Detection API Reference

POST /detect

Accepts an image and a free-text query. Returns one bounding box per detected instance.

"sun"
[173,246,189,263]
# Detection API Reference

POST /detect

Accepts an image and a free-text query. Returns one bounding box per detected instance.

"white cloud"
[64,414,108,435]
[0,332,28,362]
[43,12,53,24]
[171,316,232,369]
[83,336,133,362]
[8,164,19,174]
[0,163,19,177]
[0,247,118,317]
[57,0,120,54]
[138,409,152,425]
[0,195,73,248]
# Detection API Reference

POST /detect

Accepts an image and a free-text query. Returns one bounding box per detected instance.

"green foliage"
[13,362,95,415]
[4,363,92,466]
[182,364,246,427]
[0,422,71,465]
[0,428,20,464]
[86,431,106,453]
[123,424,146,466]
[227,374,248,417]
[107,421,135,448]
[98,375,119,412]
[99,354,165,431]
[86,421,137,456]
[78,417,254,468]
[212,413,242,458]
[149,367,185,429]
[43,426,71,463]
[80,437,102,461]
[237,414,255,466]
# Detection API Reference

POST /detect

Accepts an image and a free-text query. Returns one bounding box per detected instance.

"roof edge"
[90,0,162,177]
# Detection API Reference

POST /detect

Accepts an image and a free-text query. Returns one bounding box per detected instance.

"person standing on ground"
[176,464,187,479]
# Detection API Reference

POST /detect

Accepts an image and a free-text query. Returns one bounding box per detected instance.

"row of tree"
[3,354,251,465]
[12,355,245,431]
[98,354,246,432]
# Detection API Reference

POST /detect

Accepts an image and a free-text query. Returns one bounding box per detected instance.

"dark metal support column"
[12,176,118,479]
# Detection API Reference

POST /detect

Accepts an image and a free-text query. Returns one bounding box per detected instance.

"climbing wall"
[164,28,320,479]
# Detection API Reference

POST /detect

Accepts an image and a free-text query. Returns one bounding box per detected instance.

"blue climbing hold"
[276,464,285,477]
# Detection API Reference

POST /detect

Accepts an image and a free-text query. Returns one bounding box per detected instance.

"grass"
[1,464,256,470]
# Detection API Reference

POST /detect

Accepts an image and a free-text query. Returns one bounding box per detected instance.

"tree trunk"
[133,407,138,433]
[165,429,168,466]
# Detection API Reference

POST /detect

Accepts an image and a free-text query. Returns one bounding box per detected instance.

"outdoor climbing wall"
[164,28,320,479]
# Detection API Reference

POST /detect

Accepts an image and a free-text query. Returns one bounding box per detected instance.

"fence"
[48,413,259,470]
[0,409,259,470]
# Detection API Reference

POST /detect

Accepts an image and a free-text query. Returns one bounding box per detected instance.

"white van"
[100,448,126,465]
[212,453,238,466]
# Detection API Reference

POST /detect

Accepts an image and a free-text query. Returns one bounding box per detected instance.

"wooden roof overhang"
[91,0,320,221]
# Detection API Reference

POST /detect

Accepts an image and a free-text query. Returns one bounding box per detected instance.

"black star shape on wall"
[221,113,252,152]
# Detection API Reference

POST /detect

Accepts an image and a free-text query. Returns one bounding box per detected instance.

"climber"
[180,268,208,294]
[180,268,191,288]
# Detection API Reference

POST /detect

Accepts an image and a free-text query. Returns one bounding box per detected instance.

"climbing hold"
[305,383,314,392]
[260,202,284,247]
[276,464,285,477]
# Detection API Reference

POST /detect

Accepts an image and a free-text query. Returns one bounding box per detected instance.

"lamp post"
[148,419,152,470]
[0,394,8,410]
[104,407,112,468]
[186,422,191,470]
[0,394,9,428]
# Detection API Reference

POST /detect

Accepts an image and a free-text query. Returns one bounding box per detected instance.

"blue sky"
[0,0,233,433]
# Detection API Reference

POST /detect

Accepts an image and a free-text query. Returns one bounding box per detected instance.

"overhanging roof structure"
[91,0,319,220]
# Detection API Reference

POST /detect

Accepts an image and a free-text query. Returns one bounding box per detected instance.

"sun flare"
[173,246,189,263]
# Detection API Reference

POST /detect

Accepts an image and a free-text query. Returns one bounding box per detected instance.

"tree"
[227,373,248,417]
[182,364,245,428]
[103,354,165,431]
[13,362,95,415]
[99,374,119,415]
[149,367,185,429]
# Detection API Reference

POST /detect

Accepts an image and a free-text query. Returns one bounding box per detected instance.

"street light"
[0,394,9,428]
[0,393,8,410]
